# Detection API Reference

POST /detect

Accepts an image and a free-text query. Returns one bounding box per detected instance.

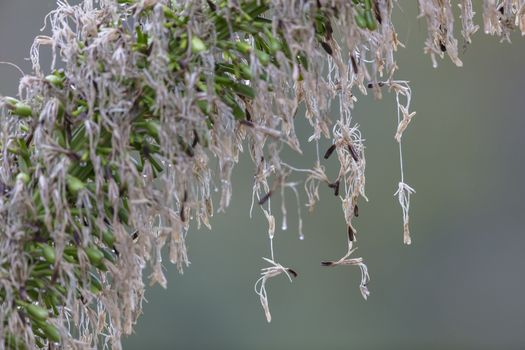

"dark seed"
[328,180,340,196]
[258,191,272,205]
[192,129,199,148]
[287,268,298,277]
[439,41,447,52]
[180,190,188,222]
[321,261,334,266]
[373,0,382,24]
[321,41,333,56]
[351,55,359,74]
[367,81,384,88]
[348,226,355,241]
[348,144,359,162]
[131,230,139,240]
[206,0,216,11]
[180,204,186,222]
[324,144,336,159]
[73,231,81,245]
[354,204,359,217]
[325,20,333,38]
[240,120,254,128]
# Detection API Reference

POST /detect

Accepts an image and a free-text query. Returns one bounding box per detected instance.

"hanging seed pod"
[22,303,49,322]
[14,102,33,117]
[191,36,207,53]
[102,230,116,247]
[16,172,30,185]
[355,13,367,29]
[40,244,56,264]
[89,273,103,294]
[4,97,31,117]
[4,333,27,350]
[45,74,64,88]
[85,247,104,266]
[66,175,85,194]
[365,10,377,31]
[101,247,116,263]
[40,323,60,343]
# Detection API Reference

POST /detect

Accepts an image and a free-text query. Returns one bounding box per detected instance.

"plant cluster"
[0,0,523,348]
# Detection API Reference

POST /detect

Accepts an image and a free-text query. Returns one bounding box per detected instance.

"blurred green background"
[1,2,525,349]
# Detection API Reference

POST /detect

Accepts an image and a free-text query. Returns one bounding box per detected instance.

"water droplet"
[299,234,305,241]
[80,162,87,167]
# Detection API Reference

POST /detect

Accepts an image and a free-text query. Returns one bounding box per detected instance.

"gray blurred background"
[1,2,525,349]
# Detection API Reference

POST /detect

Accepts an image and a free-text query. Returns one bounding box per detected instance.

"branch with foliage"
[0,0,523,348]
